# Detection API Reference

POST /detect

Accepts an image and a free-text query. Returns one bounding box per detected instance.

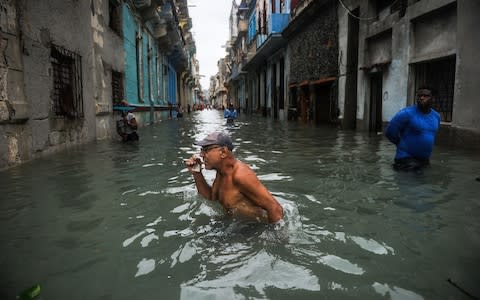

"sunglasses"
[201,145,223,153]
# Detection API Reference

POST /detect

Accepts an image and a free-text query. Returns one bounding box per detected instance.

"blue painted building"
[116,1,197,124]
[226,0,291,119]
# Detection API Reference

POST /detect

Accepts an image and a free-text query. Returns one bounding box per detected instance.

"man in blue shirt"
[224,102,238,124]
[385,87,440,172]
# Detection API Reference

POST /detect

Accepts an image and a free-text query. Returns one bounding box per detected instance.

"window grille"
[415,56,456,122]
[51,44,84,119]
[111,70,124,104]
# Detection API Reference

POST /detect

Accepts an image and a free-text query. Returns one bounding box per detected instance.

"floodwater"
[1,110,479,300]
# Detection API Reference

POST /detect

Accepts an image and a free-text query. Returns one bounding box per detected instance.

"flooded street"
[1,110,479,300]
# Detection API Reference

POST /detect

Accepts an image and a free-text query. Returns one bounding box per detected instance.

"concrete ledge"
[437,124,480,150]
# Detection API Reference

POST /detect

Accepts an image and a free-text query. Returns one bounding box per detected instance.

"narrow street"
[1,110,479,299]
[1,0,480,299]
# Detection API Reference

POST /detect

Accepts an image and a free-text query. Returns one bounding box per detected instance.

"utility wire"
[337,0,400,21]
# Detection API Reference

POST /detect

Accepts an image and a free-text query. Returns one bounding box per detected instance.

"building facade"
[337,0,480,145]
[219,0,479,145]
[239,0,291,119]
[0,0,199,170]
[284,0,339,124]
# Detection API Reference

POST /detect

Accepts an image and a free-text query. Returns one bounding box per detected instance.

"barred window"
[415,56,456,122]
[51,44,84,119]
[112,70,124,104]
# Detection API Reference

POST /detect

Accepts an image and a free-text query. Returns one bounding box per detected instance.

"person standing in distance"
[118,110,139,142]
[224,103,238,124]
[184,132,284,223]
[385,87,440,172]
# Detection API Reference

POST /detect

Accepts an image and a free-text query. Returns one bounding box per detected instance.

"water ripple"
[318,254,365,275]
[180,250,321,299]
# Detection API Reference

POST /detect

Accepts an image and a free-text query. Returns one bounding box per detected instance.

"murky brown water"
[1,110,479,299]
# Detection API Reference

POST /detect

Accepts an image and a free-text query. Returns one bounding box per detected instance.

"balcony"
[268,13,290,33]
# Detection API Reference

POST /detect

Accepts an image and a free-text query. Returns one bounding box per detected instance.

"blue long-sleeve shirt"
[224,109,237,120]
[385,105,440,160]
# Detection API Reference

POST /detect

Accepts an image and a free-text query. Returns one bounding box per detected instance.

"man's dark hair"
[417,85,436,96]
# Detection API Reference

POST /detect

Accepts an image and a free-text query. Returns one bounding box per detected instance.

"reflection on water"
[0,110,479,300]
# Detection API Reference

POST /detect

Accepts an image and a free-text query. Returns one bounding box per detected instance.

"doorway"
[343,8,359,129]
[314,83,332,124]
[272,63,278,119]
[369,72,383,133]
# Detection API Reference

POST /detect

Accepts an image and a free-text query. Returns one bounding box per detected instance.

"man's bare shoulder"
[232,160,260,185]
[233,160,255,174]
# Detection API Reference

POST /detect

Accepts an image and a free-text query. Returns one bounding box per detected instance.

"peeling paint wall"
[1,1,30,168]
[0,0,114,170]
[0,0,197,170]
[22,0,96,153]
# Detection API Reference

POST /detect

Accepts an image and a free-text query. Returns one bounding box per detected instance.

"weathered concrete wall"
[453,0,480,132]
[340,0,479,141]
[0,1,31,168]
[352,0,412,128]
[412,5,456,61]
[359,17,410,125]
[0,0,105,170]
[23,0,96,150]
[336,0,350,121]
[91,0,125,140]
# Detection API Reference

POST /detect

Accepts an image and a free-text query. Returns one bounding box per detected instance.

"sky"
[188,0,234,90]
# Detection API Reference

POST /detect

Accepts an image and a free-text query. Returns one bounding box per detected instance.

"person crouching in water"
[224,103,237,124]
[184,132,283,223]
[117,110,139,142]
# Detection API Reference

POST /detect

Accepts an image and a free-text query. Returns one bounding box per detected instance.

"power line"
[337,0,400,21]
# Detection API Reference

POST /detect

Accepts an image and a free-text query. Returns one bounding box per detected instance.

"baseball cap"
[194,132,234,151]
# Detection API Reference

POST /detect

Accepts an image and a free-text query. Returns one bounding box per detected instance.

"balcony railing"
[268,13,290,33]
[254,13,290,49]
[256,34,267,48]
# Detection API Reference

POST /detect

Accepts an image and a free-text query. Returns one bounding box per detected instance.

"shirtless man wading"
[184,132,284,223]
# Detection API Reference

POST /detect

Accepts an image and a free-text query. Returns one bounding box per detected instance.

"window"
[109,0,122,35]
[248,13,256,43]
[415,56,456,122]
[111,70,124,104]
[260,0,267,34]
[50,44,83,119]
[272,0,286,13]
[136,31,144,103]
